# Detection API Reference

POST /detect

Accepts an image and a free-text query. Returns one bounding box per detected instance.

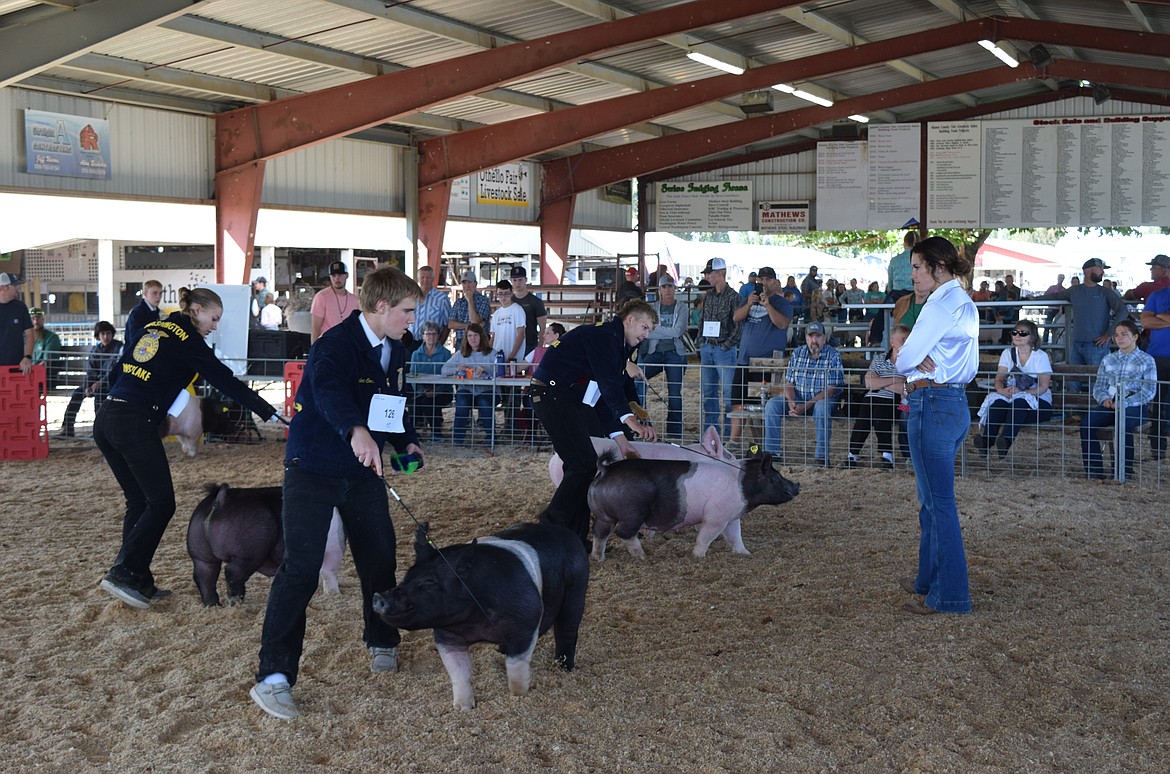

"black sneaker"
[100,575,151,609]
[149,586,173,600]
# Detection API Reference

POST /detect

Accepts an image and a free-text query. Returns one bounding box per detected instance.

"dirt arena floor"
[1,432,1167,772]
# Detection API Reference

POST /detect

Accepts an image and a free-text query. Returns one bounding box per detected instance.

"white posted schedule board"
[815,141,868,231]
[867,123,921,229]
[927,115,1170,228]
[655,181,753,231]
[926,122,981,228]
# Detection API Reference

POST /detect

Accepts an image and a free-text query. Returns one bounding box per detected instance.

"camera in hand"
[754,282,764,295]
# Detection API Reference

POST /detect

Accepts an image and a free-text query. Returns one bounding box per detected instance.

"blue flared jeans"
[906,386,972,614]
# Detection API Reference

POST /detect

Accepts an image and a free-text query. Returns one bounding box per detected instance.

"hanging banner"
[476,163,530,207]
[24,109,112,180]
[655,181,753,231]
[757,201,810,234]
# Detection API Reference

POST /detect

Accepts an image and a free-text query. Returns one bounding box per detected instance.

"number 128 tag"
[368,394,406,433]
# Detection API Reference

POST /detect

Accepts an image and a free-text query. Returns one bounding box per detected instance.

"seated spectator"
[30,307,63,388]
[59,321,122,437]
[763,322,844,467]
[845,325,910,470]
[522,321,565,373]
[440,323,496,445]
[973,319,1054,457]
[259,292,282,330]
[408,321,453,440]
[1079,319,1157,480]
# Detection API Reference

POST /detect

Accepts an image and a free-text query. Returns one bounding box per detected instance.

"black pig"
[373,521,588,711]
[186,483,347,605]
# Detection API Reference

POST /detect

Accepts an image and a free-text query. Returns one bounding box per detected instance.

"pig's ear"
[702,426,727,459]
[759,452,774,469]
[414,522,437,560]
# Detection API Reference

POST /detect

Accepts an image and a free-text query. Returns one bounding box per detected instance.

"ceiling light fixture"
[686,51,745,76]
[771,83,834,107]
[978,39,1019,68]
[849,114,870,123]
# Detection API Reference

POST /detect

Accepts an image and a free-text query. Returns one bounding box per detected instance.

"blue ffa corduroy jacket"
[532,316,637,436]
[285,309,420,478]
[110,312,276,422]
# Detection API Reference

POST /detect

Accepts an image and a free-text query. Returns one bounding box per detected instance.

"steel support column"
[416,183,452,273]
[540,196,576,286]
[215,162,265,285]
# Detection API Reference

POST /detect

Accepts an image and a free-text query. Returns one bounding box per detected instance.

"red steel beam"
[214,0,800,174]
[418,17,998,187]
[541,60,1170,203]
[420,18,1170,188]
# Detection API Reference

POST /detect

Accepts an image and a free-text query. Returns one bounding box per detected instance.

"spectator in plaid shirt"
[698,257,741,438]
[449,270,491,349]
[1079,319,1158,480]
[762,321,844,466]
[408,264,451,352]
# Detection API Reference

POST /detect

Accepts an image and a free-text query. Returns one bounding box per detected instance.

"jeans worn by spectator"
[1067,340,1109,392]
[763,391,838,463]
[636,350,686,439]
[700,343,737,439]
[906,387,972,614]
[452,390,495,444]
[1080,403,1148,478]
[1149,356,1170,457]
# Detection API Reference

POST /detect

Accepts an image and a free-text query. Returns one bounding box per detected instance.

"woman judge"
[530,300,658,545]
[895,236,979,616]
[96,286,281,609]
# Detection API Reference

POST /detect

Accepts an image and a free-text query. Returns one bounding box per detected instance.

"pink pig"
[586,450,800,561]
[547,426,734,487]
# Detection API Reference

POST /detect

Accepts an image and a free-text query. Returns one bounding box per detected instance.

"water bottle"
[495,351,505,378]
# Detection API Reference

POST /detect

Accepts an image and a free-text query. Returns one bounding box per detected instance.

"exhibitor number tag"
[368,394,406,433]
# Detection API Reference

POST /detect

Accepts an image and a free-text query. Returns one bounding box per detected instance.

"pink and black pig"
[587,450,800,561]
[186,483,345,605]
[548,425,733,487]
[373,521,588,711]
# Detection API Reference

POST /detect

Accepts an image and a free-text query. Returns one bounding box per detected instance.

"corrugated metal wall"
[0,88,212,198]
[263,139,403,212]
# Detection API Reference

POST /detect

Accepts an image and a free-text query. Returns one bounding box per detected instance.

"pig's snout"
[788,481,801,497]
[372,589,410,620]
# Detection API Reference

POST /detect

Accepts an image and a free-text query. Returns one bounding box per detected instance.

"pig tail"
[177,286,225,316]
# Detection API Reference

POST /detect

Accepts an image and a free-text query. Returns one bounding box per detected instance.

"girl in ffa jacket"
[96,286,280,610]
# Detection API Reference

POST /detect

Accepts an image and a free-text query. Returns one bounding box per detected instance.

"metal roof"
[3,0,1169,177]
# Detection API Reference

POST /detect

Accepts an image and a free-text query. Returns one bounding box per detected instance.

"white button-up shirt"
[897,279,980,386]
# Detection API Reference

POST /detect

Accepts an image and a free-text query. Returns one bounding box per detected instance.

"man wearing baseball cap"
[508,264,546,354]
[763,320,845,467]
[310,261,361,343]
[1055,258,1128,391]
[698,257,741,438]
[1123,254,1170,303]
[0,272,34,373]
